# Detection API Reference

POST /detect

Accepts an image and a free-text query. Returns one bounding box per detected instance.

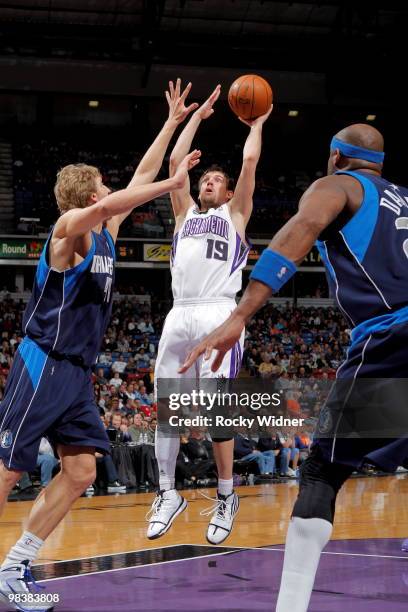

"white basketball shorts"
[155,298,245,380]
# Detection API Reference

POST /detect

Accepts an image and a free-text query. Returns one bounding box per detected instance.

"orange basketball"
[228,74,273,121]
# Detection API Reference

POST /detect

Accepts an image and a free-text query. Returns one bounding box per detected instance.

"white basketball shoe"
[201,491,240,545]
[146,489,187,540]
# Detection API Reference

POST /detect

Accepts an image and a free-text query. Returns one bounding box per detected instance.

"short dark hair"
[198,165,234,191]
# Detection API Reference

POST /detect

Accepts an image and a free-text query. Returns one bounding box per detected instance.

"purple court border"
[37,538,408,612]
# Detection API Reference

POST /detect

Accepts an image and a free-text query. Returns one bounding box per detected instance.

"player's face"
[89,177,111,206]
[96,177,111,200]
[199,172,232,208]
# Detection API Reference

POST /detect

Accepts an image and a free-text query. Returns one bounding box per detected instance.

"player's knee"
[0,462,22,491]
[63,458,96,491]
[292,460,337,524]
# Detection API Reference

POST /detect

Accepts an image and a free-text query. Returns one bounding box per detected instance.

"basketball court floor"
[1,474,407,611]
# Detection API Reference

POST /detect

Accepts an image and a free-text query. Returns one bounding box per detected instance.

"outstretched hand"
[172,149,201,189]
[194,84,221,120]
[178,314,245,374]
[239,104,273,128]
[166,78,199,125]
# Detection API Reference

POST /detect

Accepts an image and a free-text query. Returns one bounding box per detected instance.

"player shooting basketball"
[0,82,200,611]
[180,123,408,610]
[147,81,272,545]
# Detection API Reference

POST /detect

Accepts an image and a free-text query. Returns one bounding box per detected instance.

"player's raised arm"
[54,150,201,241]
[169,84,221,224]
[107,79,198,239]
[128,79,198,189]
[179,175,348,373]
[228,106,272,236]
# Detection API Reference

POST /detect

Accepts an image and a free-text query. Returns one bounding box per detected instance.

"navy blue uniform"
[315,170,408,471]
[0,228,115,470]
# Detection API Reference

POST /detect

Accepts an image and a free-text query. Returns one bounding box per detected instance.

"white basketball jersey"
[170,204,250,300]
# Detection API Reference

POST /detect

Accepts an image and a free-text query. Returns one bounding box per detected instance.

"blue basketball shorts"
[314,320,408,472]
[0,337,110,471]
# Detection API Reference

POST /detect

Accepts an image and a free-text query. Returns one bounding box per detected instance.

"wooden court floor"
[0,474,407,565]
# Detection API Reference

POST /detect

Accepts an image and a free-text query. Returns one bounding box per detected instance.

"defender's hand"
[166,78,199,125]
[172,149,201,190]
[179,314,245,373]
[194,84,221,120]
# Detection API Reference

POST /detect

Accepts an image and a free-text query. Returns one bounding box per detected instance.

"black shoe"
[107,481,126,492]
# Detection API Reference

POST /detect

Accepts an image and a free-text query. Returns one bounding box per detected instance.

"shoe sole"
[206,498,240,546]
[147,497,188,540]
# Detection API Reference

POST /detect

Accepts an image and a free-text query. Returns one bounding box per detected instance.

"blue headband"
[330,137,384,164]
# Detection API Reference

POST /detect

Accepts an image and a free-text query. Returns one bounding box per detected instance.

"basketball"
[228,74,273,121]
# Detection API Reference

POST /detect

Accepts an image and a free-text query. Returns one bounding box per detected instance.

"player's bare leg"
[212,439,234,482]
[0,446,95,610]
[204,439,239,545]
[0,459,59,610]
[24,445,96,541]
[0,461,22,516]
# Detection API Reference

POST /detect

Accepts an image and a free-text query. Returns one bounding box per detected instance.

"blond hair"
[54,163,101,214]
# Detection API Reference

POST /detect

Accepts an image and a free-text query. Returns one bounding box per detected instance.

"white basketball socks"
[276,517,332,612]
[218,478,233,497]
[1,531,44,568]
[155,428,180,491]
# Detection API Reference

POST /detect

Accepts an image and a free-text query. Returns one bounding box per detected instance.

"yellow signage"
[143,244,171,262]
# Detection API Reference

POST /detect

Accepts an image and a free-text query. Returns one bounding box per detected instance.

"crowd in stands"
[0,291,349,492]
[246,306,349,376]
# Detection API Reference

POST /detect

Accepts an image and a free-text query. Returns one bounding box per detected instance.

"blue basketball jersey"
[316,170,408,345]
[23,228,115,366]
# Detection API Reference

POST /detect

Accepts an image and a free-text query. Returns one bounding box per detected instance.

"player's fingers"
[185,102,199,115]
[207,84,221,105]
[212,84,221,100]
[204,345,214,361]
[188,158,201,171]
[169,81,175,98]
[209,92,220,106]
[187,154,199,167]
[185,149,196,164]
[264,104,273,117]
[178,346,204,373]
[211,350,227,372]
[189,158,201,170]
[175,77,181,97]
[180,82,192,102]
[165,91,171,105]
